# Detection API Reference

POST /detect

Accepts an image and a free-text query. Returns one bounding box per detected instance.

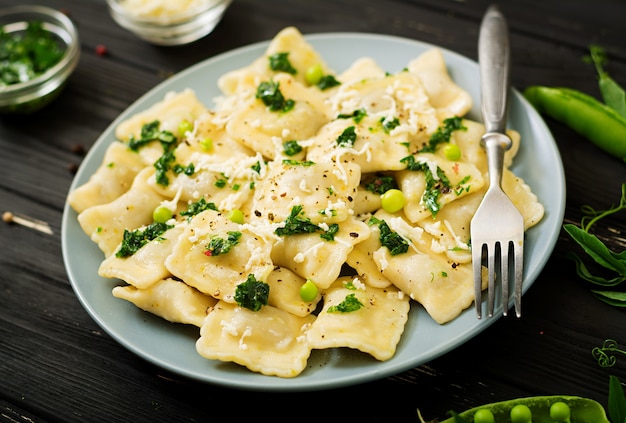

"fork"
[471,5,525,318]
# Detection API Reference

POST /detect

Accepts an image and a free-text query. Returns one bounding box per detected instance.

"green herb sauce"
[256,80,295,112]
[234,274,270,311]
[268,52,297,75]
[420,116,466,153]
[116,222,172,258]
[205,231,242,256]
[327,293,363,313]
[0,21,64,86]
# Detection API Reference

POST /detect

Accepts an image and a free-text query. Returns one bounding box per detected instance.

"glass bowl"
[107,0,233,46]
[0,5,80,114]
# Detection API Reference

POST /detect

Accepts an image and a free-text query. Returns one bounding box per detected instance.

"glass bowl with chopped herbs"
[0,5,80,114]
[107,0,233,46]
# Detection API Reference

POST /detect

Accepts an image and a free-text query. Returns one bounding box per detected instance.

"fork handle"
[479,4,511,135]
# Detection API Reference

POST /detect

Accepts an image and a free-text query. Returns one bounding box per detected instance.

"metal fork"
[471,5,524,318]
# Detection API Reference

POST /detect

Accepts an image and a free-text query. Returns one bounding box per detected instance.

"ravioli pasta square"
[68,25,544,378]
[67,141,145,213]
[112,278,217,327]
[196,301,315,378]
[165,209,275,302]
[266,267,321,317]
[99,225,184,289]
[306,276,410,361]
[270,216,370,289]
[77,167,168,257]
[251,159,360,225]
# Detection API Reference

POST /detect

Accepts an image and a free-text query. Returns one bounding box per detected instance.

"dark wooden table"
[2,0,626,421]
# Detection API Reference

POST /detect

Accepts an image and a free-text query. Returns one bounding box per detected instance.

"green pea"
[305,63,324,86]
[510,404,532,423]
[299,279,319,302]
[443,143,462,161]
[524,85,626,162]
[178,120,193,137]
[549,401,571,422]
[473,408,495,423]
[152,205,173,223]
[380,188,406,213]
[200,138,213,152]
[228,209,244,224]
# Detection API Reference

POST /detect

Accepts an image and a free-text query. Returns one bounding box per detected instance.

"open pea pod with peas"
[436,395,609,423]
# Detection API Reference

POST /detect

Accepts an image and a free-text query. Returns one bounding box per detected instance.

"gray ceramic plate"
[62,32,565,391]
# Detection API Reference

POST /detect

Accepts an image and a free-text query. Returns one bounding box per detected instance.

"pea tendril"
[592,339,626,368]
[580,183,626,232]
[563,183,626,306]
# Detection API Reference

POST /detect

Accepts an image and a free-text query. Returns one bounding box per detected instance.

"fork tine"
[500,241,510,317]
[513,239,524,317]
[473,243,484,318]
[486,242,497,317]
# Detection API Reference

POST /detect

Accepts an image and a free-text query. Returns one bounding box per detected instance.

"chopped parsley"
[370,217,409,255]
[454,175,471,195]
[342,279,357,290]
[275,205,321,236]
[256,80,295,112]
[128,120,177,151]
[180,198,218,220]
[380,116,400,133]
[268,52,297,74]
[234,274,270,311]
[316,74,341,90]
[154,150,176,186]
[215,177,227,188]
[327,293,363,313]
[364,173,398,195]
[116,222,172,258]
[336,126,357,147]
[153,151,194,187]
[173,162,195,176]
[400,155,451,217]
[337,108,367,123]
[420,116,466,153]
[320,223,339,241]
[274,205,338,241]
[204,231,242,256]
[283,140,303,156]
[282,159,315,166]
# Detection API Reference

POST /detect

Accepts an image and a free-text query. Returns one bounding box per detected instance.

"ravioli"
[306,276,410,360]
[196,301,315,378]
[77,167,168,257]
[67,141,145,213]
[165,209,275,302]
[112,278,217,327]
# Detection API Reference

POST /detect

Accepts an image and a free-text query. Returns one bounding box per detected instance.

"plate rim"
[61,30,566,391]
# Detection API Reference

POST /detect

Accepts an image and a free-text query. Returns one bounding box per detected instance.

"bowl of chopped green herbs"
[0,5,80,114]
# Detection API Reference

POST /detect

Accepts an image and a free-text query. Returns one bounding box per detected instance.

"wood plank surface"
[1,1,625,422]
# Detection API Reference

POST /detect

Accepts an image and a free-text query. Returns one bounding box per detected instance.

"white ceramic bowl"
[0,5,80,114]
[107,0,232,46]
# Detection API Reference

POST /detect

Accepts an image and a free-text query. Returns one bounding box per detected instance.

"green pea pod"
[523,85,626,163]
[439,395,609,422]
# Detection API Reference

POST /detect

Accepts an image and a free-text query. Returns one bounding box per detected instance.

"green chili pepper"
[523,85,626,163]
[440,395,609,423]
